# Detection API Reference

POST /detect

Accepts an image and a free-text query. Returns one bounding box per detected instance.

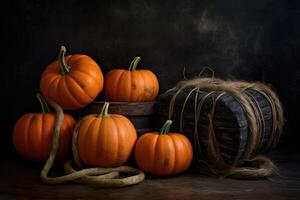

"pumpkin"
[76,102,137,167]
[104,56,159,102]
[135,120,193,176]
[40,46,104,110]
[13,94,76,161]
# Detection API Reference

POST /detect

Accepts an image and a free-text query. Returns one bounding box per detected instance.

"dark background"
[2,0,300,155]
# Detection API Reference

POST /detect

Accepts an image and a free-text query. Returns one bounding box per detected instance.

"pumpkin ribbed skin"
[40,46,104,110]
[135,121,193,176]
[77,111,137,167]
[13,113,76,161]
[104,57,159,102]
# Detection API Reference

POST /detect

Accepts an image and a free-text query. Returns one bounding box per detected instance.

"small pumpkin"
[135,120,193,176]
[76,102,137,167]
[13,94,76,161]
[40,46,104,110]
[104,56,159,102]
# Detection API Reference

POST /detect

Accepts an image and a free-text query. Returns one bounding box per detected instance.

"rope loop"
[167,77,284,179]
[40,99,145,187]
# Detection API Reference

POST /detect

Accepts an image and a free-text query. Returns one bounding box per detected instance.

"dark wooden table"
[1,150,299,200]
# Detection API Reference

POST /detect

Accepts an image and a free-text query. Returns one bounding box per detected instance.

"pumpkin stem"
[59,45,71,75]
[128,56,141,71]
[36,93,51,113]
[98,102,110,117]
[159,120,172,134]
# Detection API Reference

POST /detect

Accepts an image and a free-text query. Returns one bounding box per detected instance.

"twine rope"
[40,99,145,187]
[167,77,284,178]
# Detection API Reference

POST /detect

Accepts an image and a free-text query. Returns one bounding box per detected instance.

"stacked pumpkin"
[104,56,193,175]
[13,46,193,183]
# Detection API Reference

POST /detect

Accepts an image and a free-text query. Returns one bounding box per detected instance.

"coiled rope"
[40,99,145,187]
[167,77,284,179]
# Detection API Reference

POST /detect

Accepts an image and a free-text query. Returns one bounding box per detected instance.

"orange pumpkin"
[135,120,193,176]
[104,56,159,102]
[40,46,104,110]
[13,94,76,161]
[76,102,137,167]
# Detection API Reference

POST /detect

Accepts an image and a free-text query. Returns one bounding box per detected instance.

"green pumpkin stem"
[159,120,172,135]
[36,93,51,113]
[98,102,110,117]
[59,45,71,75]
[128,56,141,71]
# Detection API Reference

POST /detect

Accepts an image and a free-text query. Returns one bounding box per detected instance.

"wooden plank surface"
[0,151,299,200]
[85,101,157,135]
[86,101,157,116]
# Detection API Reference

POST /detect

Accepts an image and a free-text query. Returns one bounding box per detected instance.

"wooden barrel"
[85,101,157,135]
[157,88,274,164]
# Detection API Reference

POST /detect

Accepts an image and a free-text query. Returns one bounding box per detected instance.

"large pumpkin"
[40,46,104,110]
[135,120,193,176]
[13,94,76,161]
[104,56,159,102]
[76,102,137,167]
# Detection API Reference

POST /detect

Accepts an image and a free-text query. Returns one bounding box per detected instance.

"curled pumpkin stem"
[59,45,71,75]
[36,93,51,113]
[98,102,110,117]
[128,56,141,71]
[159,120,172,135]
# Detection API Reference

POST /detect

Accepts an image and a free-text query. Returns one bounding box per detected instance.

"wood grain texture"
[87,101,156,116]
[85,101,157,135]
[0,151,299,200]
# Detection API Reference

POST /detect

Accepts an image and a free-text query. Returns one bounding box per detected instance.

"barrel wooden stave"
[158,88,273,164]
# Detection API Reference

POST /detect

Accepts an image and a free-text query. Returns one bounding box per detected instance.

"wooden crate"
[86,101,157,135]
